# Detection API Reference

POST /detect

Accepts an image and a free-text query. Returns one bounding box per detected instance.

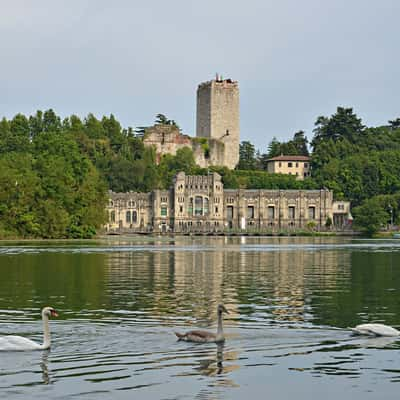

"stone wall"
[143,124,226,168]
[196,78,240,169]
[142,77,240,170]
[105,191,153,233]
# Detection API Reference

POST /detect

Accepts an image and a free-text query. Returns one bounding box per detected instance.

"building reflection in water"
[103,237,351,324]
[103,237,351,386]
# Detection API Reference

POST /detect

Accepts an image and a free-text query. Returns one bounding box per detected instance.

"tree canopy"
[1,107,400,238]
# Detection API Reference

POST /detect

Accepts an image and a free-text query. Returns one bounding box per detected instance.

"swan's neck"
[42,314,51,349]
[216,312,224,340]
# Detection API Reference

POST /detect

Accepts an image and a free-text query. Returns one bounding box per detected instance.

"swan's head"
[42,307,59,318]
[217,304,229,315]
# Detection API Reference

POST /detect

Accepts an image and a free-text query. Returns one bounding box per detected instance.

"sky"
[1,0,399,151]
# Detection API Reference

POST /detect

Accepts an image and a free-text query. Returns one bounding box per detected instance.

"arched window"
[110,211,115,222]
[204,197,209,215]
[126,211,131,223]
[189,197,193,215]
[195,196,203,216]
[132,211,137,223]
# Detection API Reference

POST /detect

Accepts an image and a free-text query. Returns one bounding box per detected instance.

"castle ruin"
[143,75,240,169]
[196,75,239,169]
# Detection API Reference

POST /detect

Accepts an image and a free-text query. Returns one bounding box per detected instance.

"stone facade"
[105,173,351,234]
[142,124,226,167]
[196,77,240,169]
[266,155,311,180]
[141,76,240,170]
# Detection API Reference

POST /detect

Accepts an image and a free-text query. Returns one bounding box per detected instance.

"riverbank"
[0,230,360,242]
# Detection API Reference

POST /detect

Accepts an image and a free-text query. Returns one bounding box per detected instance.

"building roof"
[267,155,311,162]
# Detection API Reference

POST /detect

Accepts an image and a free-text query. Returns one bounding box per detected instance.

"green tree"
[158,147,197,188]
[312,107,365,148]
[292,130,309,155]
[237,141,257,170]
[155,113,180,129]
[388,118,400,130]
[266,137,281,158]
[353,197,390,236]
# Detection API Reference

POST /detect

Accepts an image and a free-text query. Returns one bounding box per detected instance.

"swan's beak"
[51,310,59,317]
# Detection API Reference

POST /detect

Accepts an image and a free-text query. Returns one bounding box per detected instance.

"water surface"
[1,236,400,399]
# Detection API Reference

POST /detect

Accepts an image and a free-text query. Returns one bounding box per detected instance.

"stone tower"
[196,75,240,169]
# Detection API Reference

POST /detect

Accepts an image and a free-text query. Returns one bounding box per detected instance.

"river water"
[0,236,400,399]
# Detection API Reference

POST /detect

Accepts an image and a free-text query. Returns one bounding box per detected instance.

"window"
[308,206,315,219]
[189,198,193,215]
[279,162,282,167]
[268,206,275,219]
[296,162,299,167]
[161,206,167,217]
[179,206,183,213]
[288,206,295,219]
[215,206,219,214]
[227,206,234,220]
[288,162,293,168]
[126,211,131,223]
[132,211,137,223]
[304,163,308,168]
[247,206,254,219]
[195,196,203,216]
[110,211,115,222]
[338,204,345,210]
[204,198,209,215]
[129,200,135,207]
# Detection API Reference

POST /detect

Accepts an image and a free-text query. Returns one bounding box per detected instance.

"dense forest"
[1,108,399,238]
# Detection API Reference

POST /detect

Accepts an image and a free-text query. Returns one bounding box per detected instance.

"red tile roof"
[267,155,311,162]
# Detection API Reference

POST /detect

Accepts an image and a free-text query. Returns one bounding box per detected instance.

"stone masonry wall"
[196,78,240,169]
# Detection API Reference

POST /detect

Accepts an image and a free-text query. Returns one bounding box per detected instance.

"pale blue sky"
[1,0,399,150]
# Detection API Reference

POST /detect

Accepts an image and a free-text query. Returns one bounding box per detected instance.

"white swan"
[175,304,229,343]
[351,323,400,337]
[0,307,58,351]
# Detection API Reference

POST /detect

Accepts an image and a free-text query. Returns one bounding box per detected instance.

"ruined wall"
[143,124,226,167]
[143,124,192,163]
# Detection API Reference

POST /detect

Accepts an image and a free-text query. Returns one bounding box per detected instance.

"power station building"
[105,172,351,234]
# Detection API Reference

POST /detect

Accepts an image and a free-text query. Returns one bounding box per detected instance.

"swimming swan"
[175,304,229,343]
[0,307,58,351]
[351,323,400,337]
